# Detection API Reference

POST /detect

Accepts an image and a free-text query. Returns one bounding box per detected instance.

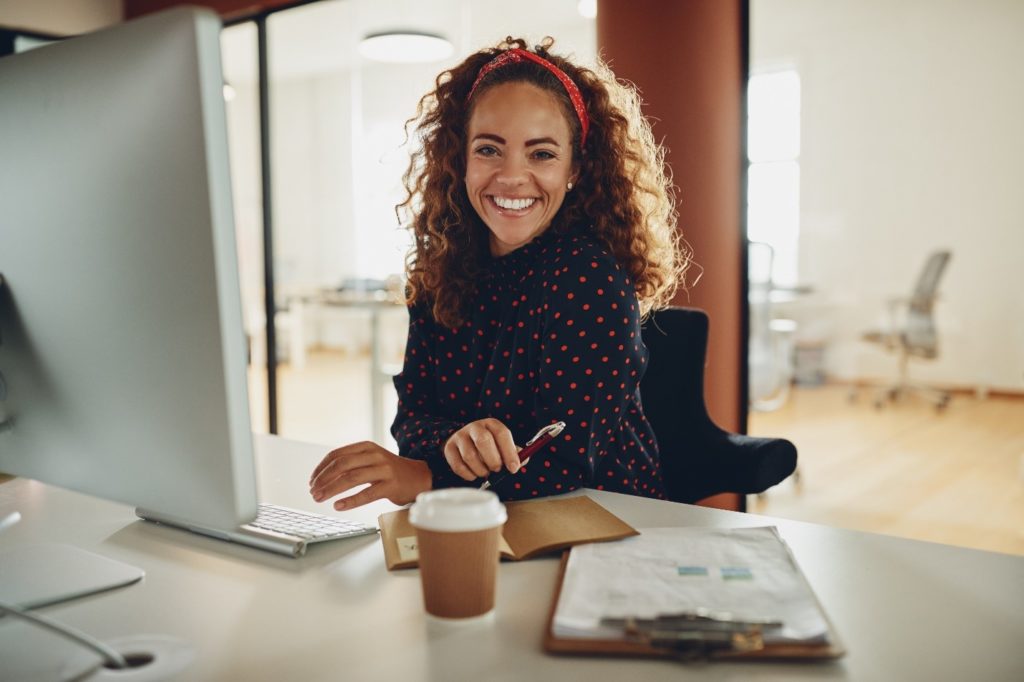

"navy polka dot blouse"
[391,227,665,501]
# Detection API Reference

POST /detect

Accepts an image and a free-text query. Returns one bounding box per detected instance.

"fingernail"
[312,492,323,502]
[334,500,346,510]
[510,460,521,472]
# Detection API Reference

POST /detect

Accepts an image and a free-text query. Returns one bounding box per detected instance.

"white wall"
[0,0,121,34]
[752,0,1024,393]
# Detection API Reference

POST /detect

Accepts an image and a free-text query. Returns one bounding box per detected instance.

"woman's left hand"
[308,441,432,510]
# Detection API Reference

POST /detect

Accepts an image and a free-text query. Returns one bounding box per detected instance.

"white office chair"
[748,241,797,412]
[856,250,952,411]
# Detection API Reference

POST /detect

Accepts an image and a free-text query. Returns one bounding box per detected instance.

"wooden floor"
[251,351,1024,557]
[749,384,1024,556]
[248,350,401,451]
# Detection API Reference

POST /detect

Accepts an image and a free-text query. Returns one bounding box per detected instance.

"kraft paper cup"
[409,489,507,619]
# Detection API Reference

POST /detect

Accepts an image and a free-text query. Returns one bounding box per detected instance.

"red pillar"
[598,0,747,510]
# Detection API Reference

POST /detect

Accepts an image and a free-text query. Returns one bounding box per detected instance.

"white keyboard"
[245,504,376,543]
[137,503,379,558]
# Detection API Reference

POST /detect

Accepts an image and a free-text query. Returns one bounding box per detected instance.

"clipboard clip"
[600,610,779,660]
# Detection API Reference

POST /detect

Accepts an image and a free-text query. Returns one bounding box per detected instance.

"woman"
[310,37,686,510]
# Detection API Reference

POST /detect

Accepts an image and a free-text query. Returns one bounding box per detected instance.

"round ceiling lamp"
[359,31,454,63]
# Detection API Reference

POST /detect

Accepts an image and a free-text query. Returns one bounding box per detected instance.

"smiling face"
[465,81,576,257]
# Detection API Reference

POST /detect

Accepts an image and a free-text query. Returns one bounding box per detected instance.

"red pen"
[480,421,566,490]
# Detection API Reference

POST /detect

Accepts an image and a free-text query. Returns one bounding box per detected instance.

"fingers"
[444,437,479,481]
[309,445,351,484]
[453,422,499,478]
[471,427,503,473]
[333,484,388,511]
[311,464,390,503]
[309,451,335,484]
[443,419,520,480]
[493,428,521,473]
[309,442,381,488]
[309,441,395,503]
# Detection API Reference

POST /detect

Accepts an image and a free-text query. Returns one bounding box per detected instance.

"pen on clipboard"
[479,421,566,491]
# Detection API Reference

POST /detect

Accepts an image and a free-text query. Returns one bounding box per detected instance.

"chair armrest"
[670,429,798,503]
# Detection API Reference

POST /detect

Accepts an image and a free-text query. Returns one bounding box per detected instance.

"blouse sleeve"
[503,248,648,499]
[390,302,471,489]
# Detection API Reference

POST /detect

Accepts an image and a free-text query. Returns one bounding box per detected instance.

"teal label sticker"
[677,566,709,576]
[721,566,753,580]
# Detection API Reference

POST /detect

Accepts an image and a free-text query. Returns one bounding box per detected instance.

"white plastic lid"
[409,489,507,532]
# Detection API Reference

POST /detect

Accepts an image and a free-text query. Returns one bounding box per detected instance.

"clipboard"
[543,547,846,661]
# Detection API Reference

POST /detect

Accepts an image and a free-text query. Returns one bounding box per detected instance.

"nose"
[495,155,528,188]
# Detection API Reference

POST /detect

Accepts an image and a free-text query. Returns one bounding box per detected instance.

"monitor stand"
[0,541,144,609]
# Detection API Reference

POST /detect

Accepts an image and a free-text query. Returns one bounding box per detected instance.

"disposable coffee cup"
[409,489,507,619]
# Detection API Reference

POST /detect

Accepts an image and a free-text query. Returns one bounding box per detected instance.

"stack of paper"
[553,526,831,645]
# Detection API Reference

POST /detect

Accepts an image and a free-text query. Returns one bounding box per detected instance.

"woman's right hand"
[308,441,432,510]
[444,418,521,481]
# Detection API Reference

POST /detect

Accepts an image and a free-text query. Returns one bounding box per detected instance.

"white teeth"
[493,196,537,211]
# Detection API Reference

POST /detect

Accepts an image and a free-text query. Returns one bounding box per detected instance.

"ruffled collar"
[488,225,577,285]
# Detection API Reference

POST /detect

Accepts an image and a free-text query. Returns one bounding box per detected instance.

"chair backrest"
[910,250,951,312]
[747,241,775,298]
[747,240,775,350]
[639,307,713,503]
[640,307,798,503]
[906,250,951,355]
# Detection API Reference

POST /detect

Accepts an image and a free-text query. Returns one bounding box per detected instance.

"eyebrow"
[471,133,562,147]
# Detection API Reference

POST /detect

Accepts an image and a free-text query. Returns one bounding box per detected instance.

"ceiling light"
[359,31,454,64]
[577,0,597,20]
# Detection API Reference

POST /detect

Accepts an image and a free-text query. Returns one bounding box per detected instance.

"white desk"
[1,435,1022,681]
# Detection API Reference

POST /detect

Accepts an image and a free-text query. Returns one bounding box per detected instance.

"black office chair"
[640,307,797,504]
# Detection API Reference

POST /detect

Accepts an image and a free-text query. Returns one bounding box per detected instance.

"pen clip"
[479,421,566,491]
[525,421,565,447]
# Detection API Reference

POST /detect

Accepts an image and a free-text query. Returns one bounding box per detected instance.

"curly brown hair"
[398,36,688,329]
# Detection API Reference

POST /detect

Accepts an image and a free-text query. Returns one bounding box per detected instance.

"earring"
[567,182,573,191]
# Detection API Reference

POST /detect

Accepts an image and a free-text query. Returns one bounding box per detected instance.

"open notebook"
[378,495,638,570]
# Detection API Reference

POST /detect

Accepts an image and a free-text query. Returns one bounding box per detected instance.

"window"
[747,69,801,286]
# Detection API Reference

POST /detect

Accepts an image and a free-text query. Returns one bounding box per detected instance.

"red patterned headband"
[466,48,589,147]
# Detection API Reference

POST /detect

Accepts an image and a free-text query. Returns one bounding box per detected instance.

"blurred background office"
[2,0,1021,554]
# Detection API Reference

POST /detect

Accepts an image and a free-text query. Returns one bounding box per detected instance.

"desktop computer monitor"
[0,7,257,531]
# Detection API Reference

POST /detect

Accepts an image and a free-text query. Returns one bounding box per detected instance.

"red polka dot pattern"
[391,227,665,501]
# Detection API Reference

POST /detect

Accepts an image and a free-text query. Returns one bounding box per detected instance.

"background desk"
[287,290,405,442]
[1,435,1022,681]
